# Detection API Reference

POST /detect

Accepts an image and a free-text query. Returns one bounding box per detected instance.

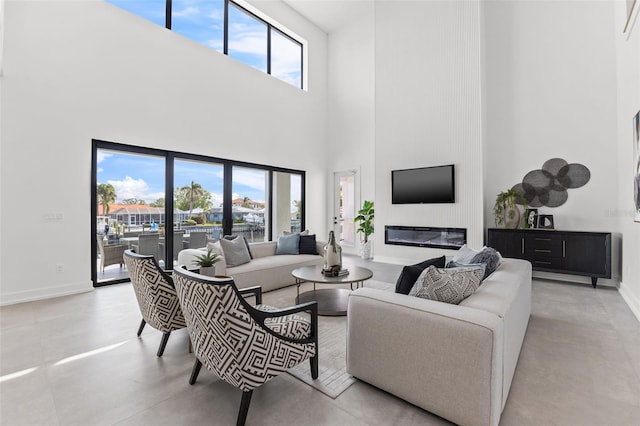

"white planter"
[361,239,373,260]
[199,266,216,277]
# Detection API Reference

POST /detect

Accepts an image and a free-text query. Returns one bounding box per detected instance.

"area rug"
[285,280,394,399]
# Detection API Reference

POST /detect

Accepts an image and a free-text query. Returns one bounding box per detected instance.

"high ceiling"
[281,0,372,33]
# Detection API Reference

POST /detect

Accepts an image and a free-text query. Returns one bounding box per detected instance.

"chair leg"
[237,390,253,426]
[137,319,146,337]
[157,332,171,357]
[189,359,202,385]
[310,355,318,380]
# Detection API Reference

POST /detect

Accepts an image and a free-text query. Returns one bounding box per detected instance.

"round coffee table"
[292,265,373,316]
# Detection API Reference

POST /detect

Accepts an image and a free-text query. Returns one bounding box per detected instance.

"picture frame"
[537,214,555,230]
[524,208,538,229]
[634,110,640,223]
[625,0,639,33]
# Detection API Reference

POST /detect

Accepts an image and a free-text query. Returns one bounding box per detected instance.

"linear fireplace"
[385,226,467,250]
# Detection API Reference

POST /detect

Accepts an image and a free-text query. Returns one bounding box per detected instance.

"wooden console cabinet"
[487,228,611,288]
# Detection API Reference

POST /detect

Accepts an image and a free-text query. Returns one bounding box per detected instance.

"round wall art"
[511,158,590,208]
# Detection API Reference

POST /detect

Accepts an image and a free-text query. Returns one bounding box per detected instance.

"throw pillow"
[223,235,253,259]
[276,233,300,255]
[452,244,481,264]
[446,260,487,283]
[394,256,446,295]
[299,234,318,255]
[206,241,223,256]
[219,236,252,267]
[284,229,309,236]
[470,247,501,280]
[409,265,483,304]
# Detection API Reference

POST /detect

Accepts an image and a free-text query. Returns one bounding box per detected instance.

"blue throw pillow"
[276,233,300,255]
[470,247,501,280]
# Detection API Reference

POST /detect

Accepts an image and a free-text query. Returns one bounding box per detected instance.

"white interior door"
[333,170,357,248]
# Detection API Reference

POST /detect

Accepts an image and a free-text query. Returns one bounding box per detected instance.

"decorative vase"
[503,205,521,229]
[361,239,373,260]
[323,231,342,274]
[199,265,216,277]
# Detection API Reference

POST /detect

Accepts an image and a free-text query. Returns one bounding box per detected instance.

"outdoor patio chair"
[172,267,318,426]
[96,235,127,273]
[188,232,208,249]
[132,233,160,260]
[123,250,187,357]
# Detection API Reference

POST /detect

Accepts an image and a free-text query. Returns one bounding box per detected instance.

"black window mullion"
[223,163,233,236]
[224,0,229,55]
[165,154,176,267]
[166,0,172,30]
[268,171,274,241]
[267,25,272,75]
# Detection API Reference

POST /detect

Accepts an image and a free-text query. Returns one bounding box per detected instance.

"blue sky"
[107,0,302,87]
[97,150,301,207]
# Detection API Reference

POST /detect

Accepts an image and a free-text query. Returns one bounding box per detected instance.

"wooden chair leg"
[137,319,146,337]
[189,359,202,385]
[237,390,253,426]
[310,355,318,380]
[157,332,171,357]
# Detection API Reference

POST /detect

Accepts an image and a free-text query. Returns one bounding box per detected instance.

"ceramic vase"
[199,265,216,277]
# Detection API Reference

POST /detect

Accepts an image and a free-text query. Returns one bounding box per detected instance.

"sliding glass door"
[92,140,306,287]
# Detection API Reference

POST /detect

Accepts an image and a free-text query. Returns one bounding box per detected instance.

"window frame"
[91,139,306,287]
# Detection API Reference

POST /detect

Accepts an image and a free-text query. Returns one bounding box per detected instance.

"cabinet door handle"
[563,240,566,257]
[535,249,551,253]
[535,261,552,265]
[521,237,525,254]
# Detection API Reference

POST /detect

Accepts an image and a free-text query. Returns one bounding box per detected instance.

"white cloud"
[97,151,112,164]
[173,6,199,18]
[233,169,267,191]
[108,176,163,204]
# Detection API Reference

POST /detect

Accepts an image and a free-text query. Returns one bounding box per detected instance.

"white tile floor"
[2,256,639,425]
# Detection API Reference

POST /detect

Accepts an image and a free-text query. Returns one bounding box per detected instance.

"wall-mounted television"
[391,164,455,204]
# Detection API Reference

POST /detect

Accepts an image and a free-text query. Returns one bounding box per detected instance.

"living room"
[1,0,639,424]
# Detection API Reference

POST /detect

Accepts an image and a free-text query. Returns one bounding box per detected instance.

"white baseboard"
[0,281,94,306]
[619,282,640,323]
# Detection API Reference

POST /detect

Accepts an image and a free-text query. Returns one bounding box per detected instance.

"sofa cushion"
[299,234,318,255]
[219,236,251,267]
[470,247,501,279]
[409,265,484,305]
[395,256,446,295]
[276,233,300,255]
[446,260,487,282]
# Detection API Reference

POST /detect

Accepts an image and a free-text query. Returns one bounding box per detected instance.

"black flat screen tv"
[392,164,455,204]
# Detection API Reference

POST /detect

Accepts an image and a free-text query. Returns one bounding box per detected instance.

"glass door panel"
[95,149,165,284]
[231,166,268,243]
[173,159,225,263]
[273,171,302,236]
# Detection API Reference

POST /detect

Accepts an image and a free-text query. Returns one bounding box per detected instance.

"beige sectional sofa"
[177,240,324,292]
[346,258,532,426]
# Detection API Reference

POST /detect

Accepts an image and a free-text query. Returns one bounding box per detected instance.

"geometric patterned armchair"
[123,250,187,357]
[172,267,318,426]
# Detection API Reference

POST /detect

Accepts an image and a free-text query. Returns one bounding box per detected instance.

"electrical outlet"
[56,264,65,273]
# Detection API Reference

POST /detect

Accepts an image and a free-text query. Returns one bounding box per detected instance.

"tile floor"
[1,256,639,425]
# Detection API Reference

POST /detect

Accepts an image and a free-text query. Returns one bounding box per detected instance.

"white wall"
[614,0,640,318]
[483,0,621,286]
[326,2,375,254]
[374,0,484,264]
[0,0,328,304]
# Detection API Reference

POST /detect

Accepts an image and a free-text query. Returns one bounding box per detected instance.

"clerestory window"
[106,0,305,89]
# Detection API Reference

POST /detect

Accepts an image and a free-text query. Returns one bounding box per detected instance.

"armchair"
[123,250,187,357]
[172,267,318,426]
[96,235,127,273]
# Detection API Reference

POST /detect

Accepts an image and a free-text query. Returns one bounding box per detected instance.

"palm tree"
[97,183,116,216]
[242,196,252,208]
[179,181,207,218]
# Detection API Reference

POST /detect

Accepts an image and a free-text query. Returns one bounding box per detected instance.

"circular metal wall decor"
[511,158,590,208]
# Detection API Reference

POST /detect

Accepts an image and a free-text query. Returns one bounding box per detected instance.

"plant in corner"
[494,189,527,229]
[194,248,221,277]
[354,200,375,259]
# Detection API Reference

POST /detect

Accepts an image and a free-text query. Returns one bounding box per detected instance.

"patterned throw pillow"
[445,260,487,283]
[219,236,252,267]
[409,265,483,305]
[470,247,502,280]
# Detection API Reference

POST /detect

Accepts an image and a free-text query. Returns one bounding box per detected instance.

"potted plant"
[354,200,375,259]
[194,248,222,277]
[494,189,527,229]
